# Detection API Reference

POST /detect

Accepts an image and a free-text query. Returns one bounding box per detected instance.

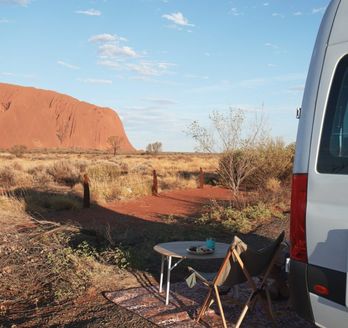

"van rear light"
[313,284,329,296]
[290,174,308,262]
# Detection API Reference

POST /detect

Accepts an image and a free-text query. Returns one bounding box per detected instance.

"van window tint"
[318,55,348,174]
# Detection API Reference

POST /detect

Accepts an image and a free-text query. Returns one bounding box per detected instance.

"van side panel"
[290,0,341,325]
[309,294,348,328]
[307,40,348,328]
[329,1,348,45]
[293,0,340,173]
[306,0,348,326]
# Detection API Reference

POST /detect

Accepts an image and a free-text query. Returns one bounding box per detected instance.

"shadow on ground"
[11,188,276,280]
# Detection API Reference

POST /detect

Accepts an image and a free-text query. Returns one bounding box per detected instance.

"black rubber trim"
[289,260,314,322]
[308,264,346,306]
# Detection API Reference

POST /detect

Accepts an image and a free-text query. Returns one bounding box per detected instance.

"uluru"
[0,83,135,152]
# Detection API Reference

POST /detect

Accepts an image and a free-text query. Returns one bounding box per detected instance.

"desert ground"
[0,148,294,327]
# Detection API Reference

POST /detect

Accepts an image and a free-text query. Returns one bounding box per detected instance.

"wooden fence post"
[199,167,204,189]
[152,169,158,196]
[83,174,90,208]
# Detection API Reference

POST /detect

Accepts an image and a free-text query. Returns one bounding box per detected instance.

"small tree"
[107,136,124,156]
[146,142,163,154]
[186,107,268,193]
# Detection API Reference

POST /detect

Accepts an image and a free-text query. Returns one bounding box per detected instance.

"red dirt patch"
[107,186,233,222]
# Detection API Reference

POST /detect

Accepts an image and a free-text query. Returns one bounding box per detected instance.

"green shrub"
[218,138,294,192]
[46,236,93,302]
[245,139,294,189]
[199,201,277,234]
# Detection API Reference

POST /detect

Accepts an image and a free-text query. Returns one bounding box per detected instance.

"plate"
[186,245,214,255]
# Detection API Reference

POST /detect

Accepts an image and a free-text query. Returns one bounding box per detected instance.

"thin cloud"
[88,33,127,43]
[312,7,326,14]
[272,12,285,18]
[229,8,243,16]
[293,11,303,16]
[89,33,175,78]
[0,0,30,6]
[75,9,101,16]
[0,18,10,23]
[127,61,174,76]
[119,106,186,133]
[77,78,112,84]
[185,74,209,80]
[239,73,305,89]
[162,12,194,27]
[57,60,80,70]
[265,42,279,50]
[142,97,177,105]
[1,72,15,76]
[263,2,269,6]
[98,60,122,70]
[1,71,35,79]
[99,44,138,58]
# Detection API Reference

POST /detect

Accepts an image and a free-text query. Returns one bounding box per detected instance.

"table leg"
[159,255,165,293]
[165,256,172,305]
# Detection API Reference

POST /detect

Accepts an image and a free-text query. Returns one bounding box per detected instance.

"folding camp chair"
[187,231,285,328]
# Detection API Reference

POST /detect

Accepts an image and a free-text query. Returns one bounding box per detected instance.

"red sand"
[47,186,233,230]
[107,186,233,221]
[0,83,134,151]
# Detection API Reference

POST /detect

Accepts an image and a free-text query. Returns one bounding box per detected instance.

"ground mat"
[105,282,315,327]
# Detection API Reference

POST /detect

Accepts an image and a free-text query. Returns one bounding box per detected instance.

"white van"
[289,0,348,327]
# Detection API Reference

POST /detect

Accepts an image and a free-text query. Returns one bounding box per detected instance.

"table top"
[153,241,230,259]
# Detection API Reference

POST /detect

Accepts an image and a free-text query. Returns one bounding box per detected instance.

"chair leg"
[214,285,227,328]
[254,288,277,327]
[249,291,258,312]
[265,288,276,326]
[235,292,255,328]
[196,288,212,323]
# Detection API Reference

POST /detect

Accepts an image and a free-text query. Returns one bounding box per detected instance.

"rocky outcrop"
[0,83,134,152]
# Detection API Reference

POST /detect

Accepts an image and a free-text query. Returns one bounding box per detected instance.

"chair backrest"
[214,231,285,287]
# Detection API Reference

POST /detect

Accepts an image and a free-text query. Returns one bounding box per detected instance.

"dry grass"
[0,152,219,204]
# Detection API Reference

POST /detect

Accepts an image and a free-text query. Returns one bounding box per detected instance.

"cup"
[206,238,215,250]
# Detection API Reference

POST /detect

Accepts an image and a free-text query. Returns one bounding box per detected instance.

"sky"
[0,0,331,151]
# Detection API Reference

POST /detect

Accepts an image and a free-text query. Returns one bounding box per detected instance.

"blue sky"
[0,0,330,151]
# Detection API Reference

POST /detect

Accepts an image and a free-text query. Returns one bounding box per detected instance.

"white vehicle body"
[290,0,348,327]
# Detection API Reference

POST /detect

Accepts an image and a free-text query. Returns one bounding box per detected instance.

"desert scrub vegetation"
[0,151,219,205]
[0,221,131,323]
[218,139,294,192]
[195,197,285,234]
[47,160,86,187]
[8,144,27,158]
[186,108,294,193]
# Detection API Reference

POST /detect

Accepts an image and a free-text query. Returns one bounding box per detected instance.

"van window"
[318,55,348,174]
